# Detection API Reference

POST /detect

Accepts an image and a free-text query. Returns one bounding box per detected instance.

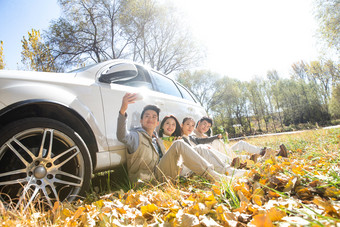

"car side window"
[176,83,198,103]
[149,71,182,98]
[113,65,153,89]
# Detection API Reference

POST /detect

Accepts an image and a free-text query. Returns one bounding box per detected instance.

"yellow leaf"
[233,201,248,213]
[94,199,104,208]
[247,204,259,214]
[283,177,297,192]
[62,208,73,217]
[265,159,274,165]
[253,188,265,196]
[313,197,340,218]
[211,185,221,195]
[324,186,340,198]
[187,194,196,201]
[126,192,141,206]
[116,207,126,214]
[204,191,216,201]
[268,190,280,199]
[205,200,217,210]
[101,206,112,213]
[251,214,273,227]
[52,201,60,214]
[215,205,236,222]
[252,195,262,206]
[141,203,159,216]
[267,207,286,221]
[73,207,85,219]
[296,186,313,200]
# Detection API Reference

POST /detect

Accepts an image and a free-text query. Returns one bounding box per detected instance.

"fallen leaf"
[324,186,340,199]
[252,195,263,206]
[251,214,273,227]
[180,213,199,226]
[141,203,159,216]
[267,207,286,221]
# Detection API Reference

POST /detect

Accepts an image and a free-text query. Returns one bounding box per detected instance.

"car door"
[99,64,168,151]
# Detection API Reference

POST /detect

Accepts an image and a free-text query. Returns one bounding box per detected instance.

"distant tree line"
[0,0,339,137]
[177,60,340,137]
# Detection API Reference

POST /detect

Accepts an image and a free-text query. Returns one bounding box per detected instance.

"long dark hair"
[159,115,182,137]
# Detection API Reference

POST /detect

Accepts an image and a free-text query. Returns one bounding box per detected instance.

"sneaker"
[277,144,288,157]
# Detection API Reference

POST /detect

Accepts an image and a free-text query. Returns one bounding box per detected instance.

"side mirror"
[99,63,138,83]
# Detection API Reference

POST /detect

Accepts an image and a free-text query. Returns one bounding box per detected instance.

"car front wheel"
[0,118,92,209]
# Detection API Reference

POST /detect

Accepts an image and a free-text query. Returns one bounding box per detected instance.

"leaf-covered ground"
[1,128,339,226]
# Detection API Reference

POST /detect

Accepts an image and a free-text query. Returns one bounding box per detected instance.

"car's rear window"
[150,71,182,98]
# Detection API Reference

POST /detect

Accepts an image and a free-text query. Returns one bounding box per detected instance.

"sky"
[0,0,320,81]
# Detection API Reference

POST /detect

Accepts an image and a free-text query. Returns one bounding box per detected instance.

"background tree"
[176,70,221,114]
[120,0,203,74]
[315,0,340,55]
[45,0,203,74]
[21,29,58,72]
[329,84,340,118]
[46,0,126,68]
[0,41,4,69]
[267,70,284,129]
[246,79,266,132]
[212,78,251,137]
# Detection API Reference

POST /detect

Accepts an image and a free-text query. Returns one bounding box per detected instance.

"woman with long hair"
[158,115,182,151]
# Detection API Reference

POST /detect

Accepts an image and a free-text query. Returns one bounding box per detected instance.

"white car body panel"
[0,60,207,173]
[0,71,108,151]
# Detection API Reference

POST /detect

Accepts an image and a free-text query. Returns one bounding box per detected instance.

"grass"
[1,127,339,226]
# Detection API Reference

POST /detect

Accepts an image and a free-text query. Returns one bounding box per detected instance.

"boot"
[231,157,240,168]
[250,154,260,163]
[277,144,288,157]
[260,147,267,156]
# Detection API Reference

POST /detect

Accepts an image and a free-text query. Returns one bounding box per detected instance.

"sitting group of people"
[117,93,288,185]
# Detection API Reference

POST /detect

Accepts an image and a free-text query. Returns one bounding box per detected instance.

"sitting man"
[193,117,263,158]
[193,116,288,166]
[117,93,245,185]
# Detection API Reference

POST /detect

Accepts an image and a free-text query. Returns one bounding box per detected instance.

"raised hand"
[119,93,138,115]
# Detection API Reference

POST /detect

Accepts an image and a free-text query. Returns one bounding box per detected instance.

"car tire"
[0,117,92,209]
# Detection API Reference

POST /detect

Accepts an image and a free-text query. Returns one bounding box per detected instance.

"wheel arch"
[0,99,98,169]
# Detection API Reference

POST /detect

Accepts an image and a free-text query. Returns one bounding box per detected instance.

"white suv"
[0,59,206,208]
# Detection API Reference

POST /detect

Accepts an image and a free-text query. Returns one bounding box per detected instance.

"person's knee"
[238,141,246,145]
[171,140,195,155]
[172,139,189,149]
[167,140,185,155]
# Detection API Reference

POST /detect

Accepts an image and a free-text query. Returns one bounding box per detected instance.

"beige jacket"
[116,113,166,183]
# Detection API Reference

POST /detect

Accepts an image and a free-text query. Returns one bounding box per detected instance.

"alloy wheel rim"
[0,127,85,210]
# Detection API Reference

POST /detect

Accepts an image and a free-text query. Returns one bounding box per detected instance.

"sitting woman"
[181,117,247,177]
[158,115,182,151]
